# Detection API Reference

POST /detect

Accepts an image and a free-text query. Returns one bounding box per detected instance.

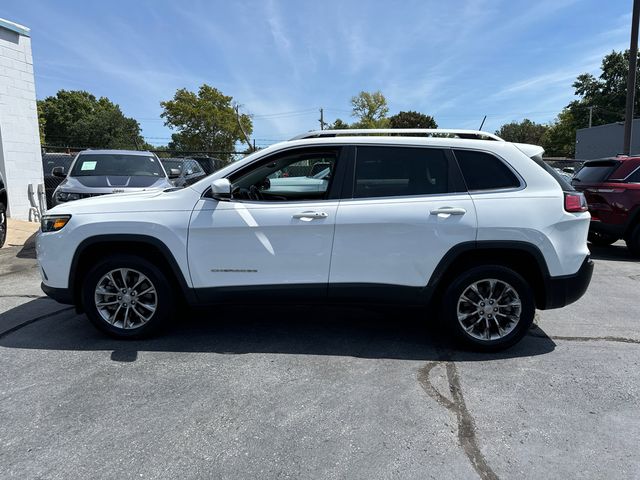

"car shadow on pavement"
[589,242,638,263]
[0,300,556,362]
[15,232,36,259]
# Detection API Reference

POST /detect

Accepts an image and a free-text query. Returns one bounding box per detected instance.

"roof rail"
[289,129,504,142]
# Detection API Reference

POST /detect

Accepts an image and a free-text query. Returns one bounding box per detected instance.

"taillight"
[564,192,588,213]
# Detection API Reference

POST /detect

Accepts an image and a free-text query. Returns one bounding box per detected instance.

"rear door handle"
[430,206,466,216]
[292,211,328,220]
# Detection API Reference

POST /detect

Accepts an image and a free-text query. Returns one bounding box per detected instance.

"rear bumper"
[541,256,594,310]
[41,283,74,305]
[589,220,624,239]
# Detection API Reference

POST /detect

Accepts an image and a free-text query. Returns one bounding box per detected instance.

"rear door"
[329,145,477,302]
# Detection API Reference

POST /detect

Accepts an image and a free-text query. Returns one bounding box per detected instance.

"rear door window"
[353,146,454,198]
[572,160,620,184]
[453,150,521,191]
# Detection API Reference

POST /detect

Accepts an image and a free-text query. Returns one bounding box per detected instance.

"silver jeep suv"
[52,150,177,206]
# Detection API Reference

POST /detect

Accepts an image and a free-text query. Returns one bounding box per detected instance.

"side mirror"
[168,168,181,179]
[52,166,66,177]
[211,178,231,200]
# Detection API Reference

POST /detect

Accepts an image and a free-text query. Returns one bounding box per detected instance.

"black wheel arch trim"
[69,234,197,306]
[426,240,590,310]
[426,240,551,288]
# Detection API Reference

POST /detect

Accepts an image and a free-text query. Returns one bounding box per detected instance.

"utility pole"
[623,0,640,155]
[588,106,594,128]
[319,108,325,130]
[235,105,254,152]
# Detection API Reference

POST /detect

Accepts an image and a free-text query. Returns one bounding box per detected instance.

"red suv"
[572,156,640,255]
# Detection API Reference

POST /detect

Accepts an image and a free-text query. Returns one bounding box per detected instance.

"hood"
[57,175,172,193]
[73,175,165,188]
[47,186,200,215]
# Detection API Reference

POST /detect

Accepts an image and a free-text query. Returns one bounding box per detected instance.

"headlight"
[41,215,72,232]
[56,191,81,202]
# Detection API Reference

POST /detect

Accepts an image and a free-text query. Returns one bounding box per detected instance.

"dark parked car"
[160,158,206,187]
[572,156,640,255]
[42,153,75,209]
[190,156,226,175]
[0,169,6,248]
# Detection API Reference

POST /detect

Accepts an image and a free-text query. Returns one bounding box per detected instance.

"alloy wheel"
[456,278,522,341]
[94,268,158,329]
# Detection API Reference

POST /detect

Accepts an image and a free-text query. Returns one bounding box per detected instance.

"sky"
[0,0,634,149]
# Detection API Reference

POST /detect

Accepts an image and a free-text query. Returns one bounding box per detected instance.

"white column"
[0,19,44,221]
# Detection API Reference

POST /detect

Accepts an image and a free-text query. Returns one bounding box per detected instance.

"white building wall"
[0,19,43,221]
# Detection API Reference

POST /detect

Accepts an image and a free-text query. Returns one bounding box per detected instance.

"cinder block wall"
[0,19,43,221]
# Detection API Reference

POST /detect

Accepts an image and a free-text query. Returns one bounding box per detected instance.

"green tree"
[38,90,144,149]
[495,119,548,145]
[542,109,577,157]
[350,90,389,128]
[543,49,640,157]
[160,84,252,158]
[329,118,351,129]
[388,110,438,129]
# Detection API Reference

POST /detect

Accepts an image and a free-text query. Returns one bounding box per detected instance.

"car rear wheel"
[441,266,535,352]
[625,223,640,257]
[588,231,618,246]
[0,202,6,248]
[82,254,175,338]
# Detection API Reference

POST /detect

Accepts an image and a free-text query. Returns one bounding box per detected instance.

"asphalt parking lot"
[1,240,639,479]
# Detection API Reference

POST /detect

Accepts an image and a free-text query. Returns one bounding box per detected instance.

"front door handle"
[430,206,466,216]
[293,211,328,220]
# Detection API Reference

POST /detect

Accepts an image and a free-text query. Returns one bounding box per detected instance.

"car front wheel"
[626,223,640,257]
[0,202,6,248]
[82,254,175,338]
[441,266,535,352]
[588,231,617,246]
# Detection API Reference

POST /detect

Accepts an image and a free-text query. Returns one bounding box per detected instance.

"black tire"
[441,265,535,352]
[588,231,617,246]
[625,223,640,257]
[82,254,175,338]
[0,202,6,249]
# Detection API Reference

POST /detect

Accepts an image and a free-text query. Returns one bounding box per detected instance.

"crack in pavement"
[528,331,640,345]
[0,294,43,299]
[418,361,499,480]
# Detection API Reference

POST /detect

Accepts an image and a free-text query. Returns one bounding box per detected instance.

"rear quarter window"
[453,150,520,191]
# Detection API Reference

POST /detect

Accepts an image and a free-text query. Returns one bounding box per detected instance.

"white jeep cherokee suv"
[37,129,593,351]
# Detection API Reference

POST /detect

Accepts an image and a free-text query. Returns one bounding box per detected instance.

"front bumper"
[41,282,74,305]
[541,256,594,310]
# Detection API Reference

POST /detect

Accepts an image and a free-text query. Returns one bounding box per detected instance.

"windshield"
[70,154,164,177]
[572,160,620,184]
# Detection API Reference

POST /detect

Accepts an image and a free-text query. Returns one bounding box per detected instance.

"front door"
[188,147,344,301]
